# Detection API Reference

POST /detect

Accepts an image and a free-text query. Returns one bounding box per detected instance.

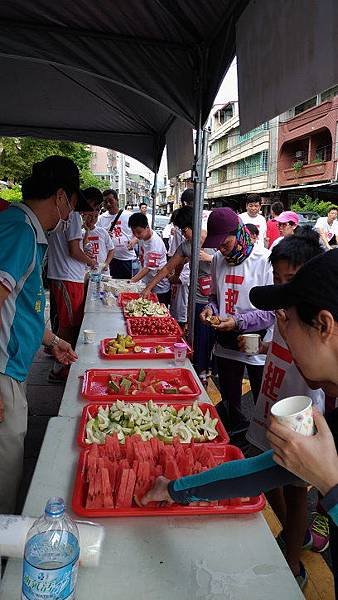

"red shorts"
[49,280,84,328]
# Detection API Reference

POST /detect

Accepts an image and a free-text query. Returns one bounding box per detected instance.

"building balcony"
[279,160,335,187]
[207,172,269,198]
[208,133,269,170]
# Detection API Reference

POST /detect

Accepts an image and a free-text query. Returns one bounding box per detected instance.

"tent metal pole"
[187,125,209,347]
[151,170,158,228]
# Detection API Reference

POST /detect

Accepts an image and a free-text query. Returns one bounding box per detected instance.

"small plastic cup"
[241,333,260,354]
[173,342,187,366]
[271,395,314,436]
[83,330,96,344]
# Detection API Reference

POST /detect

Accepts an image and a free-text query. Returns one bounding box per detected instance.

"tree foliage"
[0,137,91,182]
[291,194,336,217]
[80,169,110,191]
[0,184,22,202]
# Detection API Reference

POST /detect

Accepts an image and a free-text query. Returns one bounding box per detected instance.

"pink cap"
[174,342,187,349]
[275,211,299,225]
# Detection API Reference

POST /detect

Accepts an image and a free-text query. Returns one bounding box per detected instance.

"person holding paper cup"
[250,248,338,594]
[143,242,338,593]
[200,207,273,433]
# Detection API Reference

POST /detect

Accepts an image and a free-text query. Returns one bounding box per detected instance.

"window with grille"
[315,145,332,162]
[238,123,269,144]
[320,85,338,102]
[295,97,317,115]
[209,170,218,184]
[218,168,227,183]
[227,128,240,149]
[235,151,269,177]
[226,163,236,179]
[219,136,227,153]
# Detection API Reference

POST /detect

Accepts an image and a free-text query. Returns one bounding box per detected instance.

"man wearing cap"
[0,155,82,513]
[201,207,272,432]
[270,211,299,249]
[240,194,267,250]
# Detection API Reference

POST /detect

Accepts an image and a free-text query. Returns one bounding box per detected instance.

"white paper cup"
[241,333,260,354]
[83,329,96,344]
[271,395,314,436]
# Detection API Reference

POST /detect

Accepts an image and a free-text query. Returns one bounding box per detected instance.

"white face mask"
[50,196,74,233]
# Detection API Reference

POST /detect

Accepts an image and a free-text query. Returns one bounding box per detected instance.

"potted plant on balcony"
[292,160,304,174]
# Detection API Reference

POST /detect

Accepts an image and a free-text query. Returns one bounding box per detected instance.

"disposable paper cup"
[173,342,187,366]
[84,329,96,344]
[271,395,314,436]
[241,333,260,355]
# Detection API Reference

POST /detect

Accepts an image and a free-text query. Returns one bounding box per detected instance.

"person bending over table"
[142,206,216,385]
[142,249,338,596]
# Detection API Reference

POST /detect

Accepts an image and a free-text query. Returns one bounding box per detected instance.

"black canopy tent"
[0,0,249,169]
[0,0,250,342]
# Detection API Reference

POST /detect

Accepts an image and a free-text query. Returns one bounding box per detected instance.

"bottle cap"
[45,497,65,517]
[173,342,187,349]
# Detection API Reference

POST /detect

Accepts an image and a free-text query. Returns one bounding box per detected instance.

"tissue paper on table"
[0,515,104,567]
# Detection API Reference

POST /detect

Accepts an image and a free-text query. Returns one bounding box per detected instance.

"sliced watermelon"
[101,467,114,507]
[123,469,137,507]
[115,469,129,508]
[164,458,180,480]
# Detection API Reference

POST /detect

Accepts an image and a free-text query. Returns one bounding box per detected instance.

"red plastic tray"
[81,368,202,401]
[77,401,229,447]
[71,444,266,517]
[117,292,158,307]
[126,317,182,341]
[100,337,192,360]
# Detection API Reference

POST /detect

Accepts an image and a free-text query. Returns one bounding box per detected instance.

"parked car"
[297,211,319,227]
[154,214,171,236]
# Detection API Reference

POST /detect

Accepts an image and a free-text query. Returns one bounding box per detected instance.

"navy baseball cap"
[250,248,338,319]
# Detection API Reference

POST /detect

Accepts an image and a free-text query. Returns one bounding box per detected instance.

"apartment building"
[278,85,338,188]
[207,102,278,209]
[90,145,118,187]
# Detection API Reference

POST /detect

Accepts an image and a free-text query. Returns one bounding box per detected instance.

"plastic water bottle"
[22,497,79,600]
[89,269,101,301]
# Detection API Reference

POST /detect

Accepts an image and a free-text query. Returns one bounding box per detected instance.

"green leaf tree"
[291,194,335,216]
[0,137,92,182]
[80,169,110,191]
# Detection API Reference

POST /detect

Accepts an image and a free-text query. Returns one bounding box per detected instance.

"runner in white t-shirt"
[200,207,272,432]
[97,189,137,278]
[48,211,96,372]
[82,212,114,271]
[128,212,170,303]
[240,194,267,249]
[314,207,338,249]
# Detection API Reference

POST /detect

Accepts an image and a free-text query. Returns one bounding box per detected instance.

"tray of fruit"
[72,438,265,517]
[117,292,158,307]
[81,368,201,401]
[100,334,192,360]
[78,400,228,447]
[123,298,169,318]
[126,317,182,340]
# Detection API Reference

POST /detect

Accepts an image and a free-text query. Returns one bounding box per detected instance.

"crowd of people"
[0,158,337,594]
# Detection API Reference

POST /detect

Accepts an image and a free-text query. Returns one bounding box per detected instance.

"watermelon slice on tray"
[72,439,266,517]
